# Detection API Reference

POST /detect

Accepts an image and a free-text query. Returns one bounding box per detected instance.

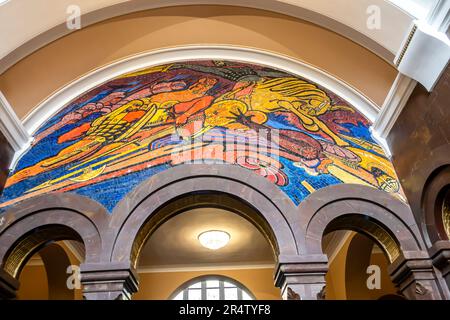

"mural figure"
[0,61,403,212]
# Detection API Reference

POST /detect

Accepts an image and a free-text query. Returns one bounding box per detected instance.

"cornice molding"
[426,0,450,32]
[394,20,450,91]
[372,73,417,144]
[137,263,275,274]
[0,91,31,152]
[372,3,449,152]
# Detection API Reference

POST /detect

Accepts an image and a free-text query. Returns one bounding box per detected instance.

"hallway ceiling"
[138,209,352,271]
[138,208,275,270]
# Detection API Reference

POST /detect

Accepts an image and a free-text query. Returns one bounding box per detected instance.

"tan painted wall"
[133,268,280,300]
[16,241,83,300]
[325,233,398,300]
[0,5,397,120]
[59,241,83,300]
[16,246,395,300]
[325,234,351,300]
[17,265,279,300]
[369,252,398,299]
[17,259,49,300]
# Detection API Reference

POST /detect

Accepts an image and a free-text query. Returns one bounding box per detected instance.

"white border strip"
[138,263,274,274]
[0,91,31,152]
[23,45,380,136]
[373,73,417,140]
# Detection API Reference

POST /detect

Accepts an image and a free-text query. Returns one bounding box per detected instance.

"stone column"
[0,269,19,300]
[274,254,328,300]
[429,241,450,293]
[81,262,138,300]
[388,252,444,300]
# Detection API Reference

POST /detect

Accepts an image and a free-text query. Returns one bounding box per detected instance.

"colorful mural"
[0,60,403,213]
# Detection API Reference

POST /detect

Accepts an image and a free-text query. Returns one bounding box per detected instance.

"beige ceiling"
[138,208,275,270]
[0,5,398,121]
[0,0,418,62]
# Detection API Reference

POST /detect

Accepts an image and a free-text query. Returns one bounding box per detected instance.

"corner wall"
[387,64,450,239]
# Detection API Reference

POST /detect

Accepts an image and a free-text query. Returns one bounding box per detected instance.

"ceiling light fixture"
[198,230,230,250]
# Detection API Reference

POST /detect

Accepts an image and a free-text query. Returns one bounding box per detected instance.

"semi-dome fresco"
[0,60,403,212]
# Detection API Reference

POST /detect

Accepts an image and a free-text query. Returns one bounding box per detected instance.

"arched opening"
[432,185,450,241]
[128,192,281,300]
[441,188,450,239]
[321,214,403,300]
[1,224,86,300]
[17,241,84,300]
[323,214,401,264]
[323,232,399,300]
[422,165,450,243]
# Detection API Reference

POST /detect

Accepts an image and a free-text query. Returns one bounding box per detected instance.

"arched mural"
[0,60,403,212]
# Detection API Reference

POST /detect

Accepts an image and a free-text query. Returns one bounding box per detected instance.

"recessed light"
[198,230,230,250]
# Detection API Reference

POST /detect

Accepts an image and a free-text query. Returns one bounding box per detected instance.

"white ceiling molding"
[371,1,449,149]
[389,0,440,20]
[0,0,417,73]
[0,91,32,152]
[394,1,450,91]
[394,20,450,91]
[372,73,417,156]
[23,45,380,136]
[138,263,274,274]
[426,0,450,32]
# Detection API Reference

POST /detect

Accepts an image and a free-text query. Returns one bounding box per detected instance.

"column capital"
[388,253,444,300]
[80,262,139,300]
[429,240,450,293]
[429,241,450,275]
[275,255,328,300]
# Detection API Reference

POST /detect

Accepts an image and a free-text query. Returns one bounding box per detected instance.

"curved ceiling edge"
[22,46,380,137]
[0,0,410,74]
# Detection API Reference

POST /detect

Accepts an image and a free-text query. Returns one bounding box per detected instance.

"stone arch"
[108,164,301,269]
[0,193,106,281]
[292,184,448,300]
[422,165,450,243]
[300,184,424,263]
[406,144,450,247]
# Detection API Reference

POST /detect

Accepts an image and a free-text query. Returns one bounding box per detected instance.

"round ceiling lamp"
[198,230,230,250]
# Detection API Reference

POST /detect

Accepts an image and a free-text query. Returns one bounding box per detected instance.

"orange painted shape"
[58,122,91,143]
